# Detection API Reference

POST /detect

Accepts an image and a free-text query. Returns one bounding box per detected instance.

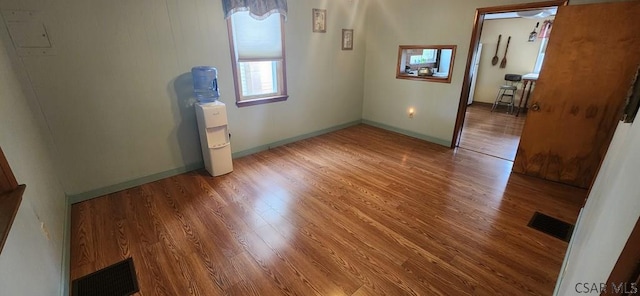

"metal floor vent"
[528,212,574,242]
[72,257,139,296]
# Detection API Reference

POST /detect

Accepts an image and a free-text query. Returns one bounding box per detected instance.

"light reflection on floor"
[253,188,294,255]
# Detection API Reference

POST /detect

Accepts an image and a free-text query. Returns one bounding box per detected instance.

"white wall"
[0,0,368,196]
[0,22,67,296]
[473,17,554,104]
[556,119,640,295]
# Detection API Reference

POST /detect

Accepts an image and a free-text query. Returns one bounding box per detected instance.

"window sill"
[236,95,288,107]
[396,74,452,84]
[0,184,25,254]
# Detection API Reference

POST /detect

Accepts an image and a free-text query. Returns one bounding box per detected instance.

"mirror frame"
[396,45,457,83]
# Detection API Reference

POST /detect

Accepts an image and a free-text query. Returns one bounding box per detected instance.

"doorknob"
[531,102,541,111]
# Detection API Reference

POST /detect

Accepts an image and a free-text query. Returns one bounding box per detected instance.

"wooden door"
[513,2,640,188]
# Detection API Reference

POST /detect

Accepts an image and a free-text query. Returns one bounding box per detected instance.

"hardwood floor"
[70,124,585,295]
[459,103,526,161]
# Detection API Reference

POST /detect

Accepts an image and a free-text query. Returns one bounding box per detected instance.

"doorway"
[451,1,568,155]
[458,103,526,160]
[457,6,558,161]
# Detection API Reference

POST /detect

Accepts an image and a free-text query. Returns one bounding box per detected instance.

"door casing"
[451,0,569,148]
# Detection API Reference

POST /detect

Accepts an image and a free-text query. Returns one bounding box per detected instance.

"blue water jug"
[191,66,220,101]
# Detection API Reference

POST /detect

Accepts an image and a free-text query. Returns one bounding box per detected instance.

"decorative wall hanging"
[539,20,553,38]
[492,35,501,66]
[528,22,539,42]
[312,8,326,33]
[342,29,353,50]
[500,36,511,68]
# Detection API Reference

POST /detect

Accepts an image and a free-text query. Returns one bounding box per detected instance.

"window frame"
[226,13,288,108]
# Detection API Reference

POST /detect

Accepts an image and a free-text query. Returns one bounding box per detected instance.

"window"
[532,37,549,74]
[227,11,288,107]
[409,49,437,65]
[397,45,457,83]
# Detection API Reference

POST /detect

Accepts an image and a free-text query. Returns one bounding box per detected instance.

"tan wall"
[473,17,554,105]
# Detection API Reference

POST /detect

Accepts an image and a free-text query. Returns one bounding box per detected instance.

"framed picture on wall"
[312,9,326,33]
[342,29,353,50]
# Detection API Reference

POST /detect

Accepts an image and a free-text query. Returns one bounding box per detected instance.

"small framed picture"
[312,9,326,33]
[342,29,354,50]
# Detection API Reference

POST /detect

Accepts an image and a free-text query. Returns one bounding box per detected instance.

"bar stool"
[491,74,522,113]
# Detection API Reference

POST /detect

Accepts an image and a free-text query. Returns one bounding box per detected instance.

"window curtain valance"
[222,0,287,20]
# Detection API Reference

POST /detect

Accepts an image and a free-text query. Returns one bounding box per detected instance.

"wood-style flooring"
[71,124,585,295]
[459,103,526,161]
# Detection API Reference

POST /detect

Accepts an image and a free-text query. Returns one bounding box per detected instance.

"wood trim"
[398,45,459,50]
[478,0,569,14]
[451,0,569,148]
[0,147,18,194]
[623,65,640,123]
[396,45,457,84]
[451,10,484,148]
[0,147,25,254]
[236,95,289,108]
[606,217,640,295]
[0,184,25,254]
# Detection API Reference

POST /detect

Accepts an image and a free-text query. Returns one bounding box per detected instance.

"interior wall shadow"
[168,73,202,168]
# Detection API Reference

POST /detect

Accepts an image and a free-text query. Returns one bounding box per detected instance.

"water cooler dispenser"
[192,66,233,176]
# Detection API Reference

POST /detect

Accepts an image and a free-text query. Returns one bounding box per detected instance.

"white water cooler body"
[195,101,233,176]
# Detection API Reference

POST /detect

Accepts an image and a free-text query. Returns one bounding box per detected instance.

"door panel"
[513,2,640,188]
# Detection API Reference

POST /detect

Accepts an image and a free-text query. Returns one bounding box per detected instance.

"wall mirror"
[396,45,456,83]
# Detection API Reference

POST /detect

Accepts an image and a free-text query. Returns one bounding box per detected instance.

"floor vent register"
[528,212,575,242]
[72,257,139,296]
